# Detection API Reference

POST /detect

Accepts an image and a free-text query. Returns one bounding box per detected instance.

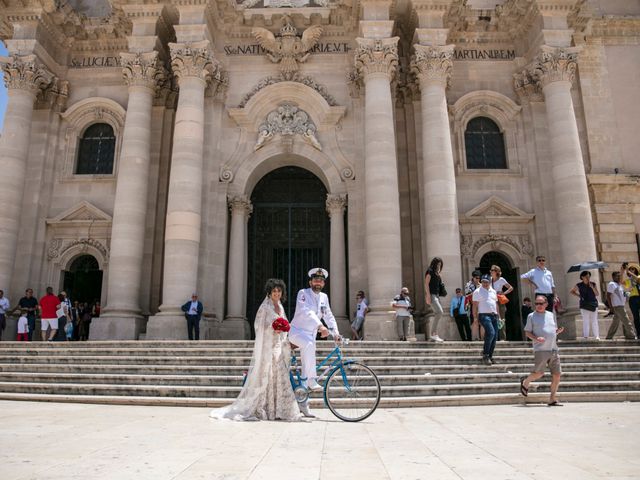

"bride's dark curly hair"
[264,278,287,302]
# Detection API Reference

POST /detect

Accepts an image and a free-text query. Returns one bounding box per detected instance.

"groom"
[290,267,341,417]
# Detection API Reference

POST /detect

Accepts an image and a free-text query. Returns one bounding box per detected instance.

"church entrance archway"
[247,166,330,332]
[62,254,103,305]
[478,251,522,340]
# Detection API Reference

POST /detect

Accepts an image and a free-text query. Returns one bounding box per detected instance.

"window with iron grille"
[76,123,115,175]
[464,116,507,169]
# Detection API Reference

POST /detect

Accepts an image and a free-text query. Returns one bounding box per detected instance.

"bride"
[210,278,302,421]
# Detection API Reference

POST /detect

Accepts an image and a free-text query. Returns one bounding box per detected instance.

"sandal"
[519,378,528,397]
[547,401,563,407]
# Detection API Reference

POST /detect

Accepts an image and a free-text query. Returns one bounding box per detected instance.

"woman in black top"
[570,270,600,340]
[424,257,444,342]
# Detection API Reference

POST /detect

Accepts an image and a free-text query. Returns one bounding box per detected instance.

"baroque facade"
[0,0,639,340]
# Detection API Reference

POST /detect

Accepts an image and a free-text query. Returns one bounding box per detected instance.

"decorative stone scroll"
[0,54,54,96]
[411,44,455,88]
[460,233,533,258]
[47,238,109,261]
[354,37,399,81]
[254,103,322,151]
[120,51,167,92]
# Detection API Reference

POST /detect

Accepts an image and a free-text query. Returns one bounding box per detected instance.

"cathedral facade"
[0,0,638,340]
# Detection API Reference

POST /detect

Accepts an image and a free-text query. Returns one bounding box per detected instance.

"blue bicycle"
[289,338,381,422]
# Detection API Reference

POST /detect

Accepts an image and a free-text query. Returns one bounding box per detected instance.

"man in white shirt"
[472,275,499,365]
[606,271,637,340]
[0,289,10,341]
[521,256,557,313]
[181,293,203,340]
[392,287,412,341]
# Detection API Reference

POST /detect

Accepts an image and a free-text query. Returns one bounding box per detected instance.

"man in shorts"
[39,286,60,341]
[520,295,565,406]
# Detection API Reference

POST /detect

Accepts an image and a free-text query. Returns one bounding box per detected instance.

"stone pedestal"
[354,37,403,339]
[146,313,189,340]
[218,316,251,340]
[91,314,143,340]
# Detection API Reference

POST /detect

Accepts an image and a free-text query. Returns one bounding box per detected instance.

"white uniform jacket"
[290,288,338,335]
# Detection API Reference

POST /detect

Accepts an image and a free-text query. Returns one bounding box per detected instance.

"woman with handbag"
[424,257,446,342]
[570,270,600,340]
[490,265,513,341]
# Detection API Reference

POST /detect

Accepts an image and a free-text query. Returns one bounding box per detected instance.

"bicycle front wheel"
[324,362,381,422]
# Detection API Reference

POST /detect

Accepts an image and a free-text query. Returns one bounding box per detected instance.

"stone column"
[146,41,216,339]
[0,55,52,292]
[530,46,599,310]
[221,195,252,339]
[354,37,403,340]
[326,194,348,334]
[411,45,462,326]
[97,52,165,340]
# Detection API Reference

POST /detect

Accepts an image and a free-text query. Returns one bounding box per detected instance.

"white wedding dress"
[210,296,302,421]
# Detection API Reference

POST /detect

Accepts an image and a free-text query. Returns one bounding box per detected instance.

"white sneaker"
[299,403,316,418]
[430,335,444,342]
[595,337,601,341]
[307,381,323,392]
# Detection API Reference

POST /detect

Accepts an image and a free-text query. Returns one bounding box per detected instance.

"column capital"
[410,44,454,89]
[121,51,167,92]
[326,194,347,216]
[228,195,253,217]
[354,37,399,82]
[169,40,218,85]
[529,45,581,89]
[0,54,53,96]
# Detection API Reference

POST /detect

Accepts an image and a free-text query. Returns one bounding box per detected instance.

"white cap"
[308,267,329,279]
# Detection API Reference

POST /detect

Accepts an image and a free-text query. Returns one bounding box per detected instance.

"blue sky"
[0,42,7,133]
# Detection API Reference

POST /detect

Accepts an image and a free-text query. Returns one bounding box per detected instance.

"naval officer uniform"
[289,268,339,387]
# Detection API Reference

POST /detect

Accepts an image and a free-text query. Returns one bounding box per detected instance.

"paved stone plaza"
[1,400,638,480]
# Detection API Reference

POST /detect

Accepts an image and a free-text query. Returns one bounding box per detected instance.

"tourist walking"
[18,288,38,341]
[472,274,499,365]
[210,278,302,422]
[621,263,640,338]
[569,271,600,340]
[351,291,369,340]
[450,288,471,341]
[392,287,412,341]
[606,271,637,340]
[520,295,565,406]
[39,287,60,341]
[521,256,556,313]
[181,293,204,340]
[425,257,445,342]
[490,265,513,340]
[0,289,9,341]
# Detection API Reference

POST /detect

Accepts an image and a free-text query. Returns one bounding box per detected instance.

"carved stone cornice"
[228,195,253,217]
[169,40,218,84]
[120,51,167,92]
[0,54,53,96]
[354,37,399,81]
[529,45,580,88]
[326,194,347,216]
[410,44,454,89]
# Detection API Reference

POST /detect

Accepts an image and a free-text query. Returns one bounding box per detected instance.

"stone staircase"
[0,340,639,408]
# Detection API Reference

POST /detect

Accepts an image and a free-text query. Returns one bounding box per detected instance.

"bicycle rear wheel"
[324,362,381,422]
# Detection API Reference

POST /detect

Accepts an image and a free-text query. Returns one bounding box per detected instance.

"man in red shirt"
[39,286,60,341]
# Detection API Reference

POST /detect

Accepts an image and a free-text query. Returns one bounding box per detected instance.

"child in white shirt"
[17,309,29,341]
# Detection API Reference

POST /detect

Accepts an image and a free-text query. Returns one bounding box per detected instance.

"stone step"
[0,370,637,387]
[1,390,639,408]
[1,353,638,366]
[0,380,638,399]
[2,361,638,376]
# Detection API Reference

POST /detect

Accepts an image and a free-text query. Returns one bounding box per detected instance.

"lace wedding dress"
[210,296,302,421]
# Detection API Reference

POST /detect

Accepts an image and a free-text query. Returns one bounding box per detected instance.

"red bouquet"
[272,317,290,333]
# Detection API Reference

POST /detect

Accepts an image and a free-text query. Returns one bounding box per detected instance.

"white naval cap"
[308,267,329,279]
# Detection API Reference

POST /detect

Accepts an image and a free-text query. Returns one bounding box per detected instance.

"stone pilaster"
[96,51,166,340]
[146,41,217,340]
[354,37,403,340]
[222,195,252,340]
[411,44,462,317]
[326,194,349,334]
[0,55,53,292]
[526,46,598,310]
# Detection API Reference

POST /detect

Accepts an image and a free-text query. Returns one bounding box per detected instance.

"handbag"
[438,282,447,297]
[497,293,509,305]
